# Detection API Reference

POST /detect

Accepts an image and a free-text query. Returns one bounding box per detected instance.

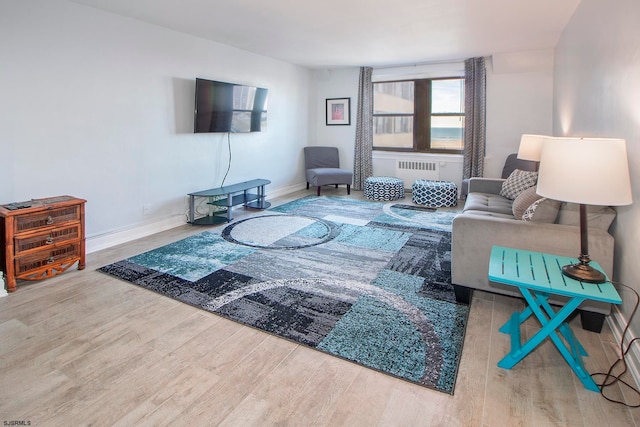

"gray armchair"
[304,146,353,196]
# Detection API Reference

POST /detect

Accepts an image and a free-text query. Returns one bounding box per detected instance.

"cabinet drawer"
[14,225,81,254]
[15,243,81,275]
[15,205,80,233]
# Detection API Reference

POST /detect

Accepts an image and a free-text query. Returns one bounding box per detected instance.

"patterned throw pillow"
[512,186,542,219]
[522,198,562,223]
[499,169,538,200]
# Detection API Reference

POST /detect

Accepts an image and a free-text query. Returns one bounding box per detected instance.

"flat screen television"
[194,78,268,133]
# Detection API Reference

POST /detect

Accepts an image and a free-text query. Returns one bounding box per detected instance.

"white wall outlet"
[143,204,151,215]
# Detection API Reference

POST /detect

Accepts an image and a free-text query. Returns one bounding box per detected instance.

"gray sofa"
[451,176,617,332]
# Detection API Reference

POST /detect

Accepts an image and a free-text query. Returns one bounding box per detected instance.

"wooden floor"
[1,188,639,426]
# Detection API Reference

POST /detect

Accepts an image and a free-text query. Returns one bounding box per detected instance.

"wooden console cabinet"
[0,196,86,292]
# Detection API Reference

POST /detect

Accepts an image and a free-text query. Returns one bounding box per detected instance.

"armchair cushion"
[306,168,352,186]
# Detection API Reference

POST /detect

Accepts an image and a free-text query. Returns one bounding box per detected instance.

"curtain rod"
[372,57,469,70]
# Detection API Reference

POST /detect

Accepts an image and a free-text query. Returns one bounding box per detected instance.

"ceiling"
[70,0,581,69]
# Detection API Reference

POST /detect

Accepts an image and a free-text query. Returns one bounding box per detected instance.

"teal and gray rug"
[99,196,468,394]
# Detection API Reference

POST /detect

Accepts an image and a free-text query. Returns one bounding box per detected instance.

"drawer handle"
[46,236,54,245]
[47,257,55,264]
[46,216,54,225]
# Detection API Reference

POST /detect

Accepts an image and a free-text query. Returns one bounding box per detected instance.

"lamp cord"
[590,281,640,407]
[206,132,232,215]
[220,132,232,187]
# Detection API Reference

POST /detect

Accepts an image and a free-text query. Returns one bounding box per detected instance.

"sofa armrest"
[467,177,505,195]
[451,213,614,314]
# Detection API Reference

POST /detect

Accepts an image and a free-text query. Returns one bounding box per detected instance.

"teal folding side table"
[488,246,622,392]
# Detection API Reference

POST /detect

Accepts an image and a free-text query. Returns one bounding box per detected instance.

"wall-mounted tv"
[194,78,268,133]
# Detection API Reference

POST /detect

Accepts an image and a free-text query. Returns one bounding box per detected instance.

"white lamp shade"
[537,137,633,206]
[517,134,549,161]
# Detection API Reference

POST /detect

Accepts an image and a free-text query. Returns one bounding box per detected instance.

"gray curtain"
[463,57,486,180]
[353,67,373,190]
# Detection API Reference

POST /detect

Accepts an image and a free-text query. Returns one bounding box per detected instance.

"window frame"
[372,77,464,154]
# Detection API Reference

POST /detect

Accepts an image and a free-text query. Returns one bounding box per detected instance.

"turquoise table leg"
[528,292,598,391]
[498,288,583,369]
[546,328,600,391]
[533,291,588,357]
[498,287,600,391]
[499,305,533,334]
[498,290,552,334]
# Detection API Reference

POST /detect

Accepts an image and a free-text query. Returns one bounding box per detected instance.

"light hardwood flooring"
[1,188,639,426]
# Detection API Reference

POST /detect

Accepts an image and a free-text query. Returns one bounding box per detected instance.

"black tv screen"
[194,78,268,133]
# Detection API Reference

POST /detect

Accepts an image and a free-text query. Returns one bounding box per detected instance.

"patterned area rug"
[99,196,468,394]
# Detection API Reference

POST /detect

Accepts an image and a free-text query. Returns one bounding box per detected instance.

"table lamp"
[517,134,549,162]
[536,137,632,283]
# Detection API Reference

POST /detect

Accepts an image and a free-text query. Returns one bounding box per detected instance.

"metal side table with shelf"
[188,179,270,225]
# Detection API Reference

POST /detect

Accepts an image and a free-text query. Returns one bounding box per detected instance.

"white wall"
[484,50,554,177]
[0,0,311,251]
[309,68,359,170]
[554,0,640,345]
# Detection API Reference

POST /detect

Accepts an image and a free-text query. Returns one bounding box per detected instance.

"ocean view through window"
[373,78,464,153]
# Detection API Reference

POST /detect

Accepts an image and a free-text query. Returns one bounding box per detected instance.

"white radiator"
[395,160,440,185]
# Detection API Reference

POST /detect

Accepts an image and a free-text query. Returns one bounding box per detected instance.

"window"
[373,78,464,153]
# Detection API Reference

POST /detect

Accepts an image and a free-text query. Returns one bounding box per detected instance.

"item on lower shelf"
[188,179,271,225]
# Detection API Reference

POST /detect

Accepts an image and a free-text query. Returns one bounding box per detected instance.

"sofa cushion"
[499,169,538,200]
[460,210,515,220]
[522,198,562,223]
[464,192,513,216]
[556,203,617,231]
[512,186,543,220]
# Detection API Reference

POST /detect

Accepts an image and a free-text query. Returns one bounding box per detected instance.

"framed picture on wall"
[326,98,351,125]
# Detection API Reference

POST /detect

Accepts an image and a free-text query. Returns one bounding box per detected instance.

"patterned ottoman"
[364,176,405,201]
[412,180,458,207]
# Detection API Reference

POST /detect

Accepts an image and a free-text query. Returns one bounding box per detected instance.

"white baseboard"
[86,215,186,254]
[86,184,307,254]
[268,182,307,198]
[607,305,640,388]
